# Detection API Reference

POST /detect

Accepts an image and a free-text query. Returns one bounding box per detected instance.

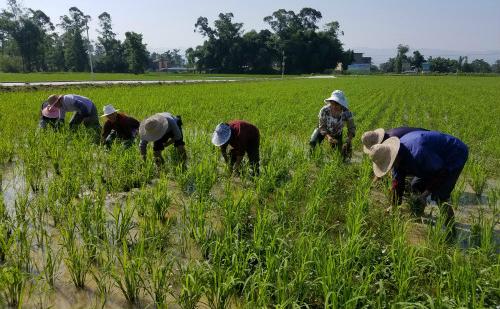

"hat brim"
[211,132,231,146]
[324,95,347,109]
[362,128,385,154]
[139,116,168,142]
[101,110,119,117]
[372,137,400,178]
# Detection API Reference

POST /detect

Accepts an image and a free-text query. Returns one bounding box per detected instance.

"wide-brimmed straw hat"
[369,137,400,177]
[42,105,61,119]
[139,114,169,142]
[324,90,348,109]
[211,123,231,146]
[47,94,62,106]
[101,104,119,117]
[361,128,385,154]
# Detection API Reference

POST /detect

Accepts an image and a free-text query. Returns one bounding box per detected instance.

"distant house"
[348,53,372,73]
[422,62,431,73]
[153,58,168,71]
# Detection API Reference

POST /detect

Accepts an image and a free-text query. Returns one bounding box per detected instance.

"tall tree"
[395,44,409,73]
[0,1,55,71]
[94,12,126,72]
[59,7,90,71]
[492,59,500,74]
[411,50,425,71]
[123,31,148,74]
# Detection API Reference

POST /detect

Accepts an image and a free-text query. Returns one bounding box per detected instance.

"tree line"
[186,9,351,74]
[0,1,350,74]
[379,44,500,74]
[0,0,150,73]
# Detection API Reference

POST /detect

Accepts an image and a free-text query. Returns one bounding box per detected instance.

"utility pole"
[85,19,94,79]
[281,50,286,79]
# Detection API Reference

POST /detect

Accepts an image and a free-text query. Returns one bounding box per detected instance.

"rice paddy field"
[0,75,499,308]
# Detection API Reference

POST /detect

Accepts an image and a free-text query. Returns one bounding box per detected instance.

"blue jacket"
[392,130,468,195]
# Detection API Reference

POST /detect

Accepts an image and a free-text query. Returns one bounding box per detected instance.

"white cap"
[101,104,119,117]
[324,90,348,109]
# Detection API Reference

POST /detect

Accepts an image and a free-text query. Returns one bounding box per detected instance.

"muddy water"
[1,162,28,214]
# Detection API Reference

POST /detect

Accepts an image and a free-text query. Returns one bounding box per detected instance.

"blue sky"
[7,0,500,62]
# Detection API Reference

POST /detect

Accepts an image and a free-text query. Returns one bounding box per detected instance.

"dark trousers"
[410,168,464,229]
[39,117,63,130]
[309,128,342,151]
[104,129,137,148]
[69,105,101,130]
[230,140,260,176]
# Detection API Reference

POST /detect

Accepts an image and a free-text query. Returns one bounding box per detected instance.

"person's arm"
[232,155,244,174]
[101,121,111,143]
[344,111,356,143]
[318,108,329,137]
[391,168,406,205]
[220,144,229,163]
[139,140,148,160]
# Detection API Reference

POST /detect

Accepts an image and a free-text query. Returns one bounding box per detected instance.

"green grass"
[0,75,499,308]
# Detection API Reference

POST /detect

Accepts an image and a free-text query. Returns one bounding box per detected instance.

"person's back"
[228,120,260,152]
[399,130,468,175]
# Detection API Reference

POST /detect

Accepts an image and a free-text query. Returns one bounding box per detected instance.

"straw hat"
[211,123,231,146]
[47,94,62,106]
[369,137,400,177]
[361,128,385,154]
[324,90,348,109]
[139,114,169,142]
[101,104,119,117]
[42,105,61,119]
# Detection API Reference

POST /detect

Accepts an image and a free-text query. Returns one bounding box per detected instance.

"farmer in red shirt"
[101,104,140,148]
[211,120,260,176]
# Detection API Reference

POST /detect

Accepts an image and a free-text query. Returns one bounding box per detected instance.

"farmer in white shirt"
[47,94,100,130]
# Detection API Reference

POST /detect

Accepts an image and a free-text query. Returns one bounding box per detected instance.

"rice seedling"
[0,264,29,307]
[177,262,206,309]
[112,239,145,304]
[468,160,488,198]
[60,219,91,289]
[143,254,174,309]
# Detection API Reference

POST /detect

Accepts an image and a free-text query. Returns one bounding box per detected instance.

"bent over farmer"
[361,127,428,154]
[139,113,186,166]
[309,90,356,160]
[367,131,468,237]
[39,100,64,130]
[211,120,260,176]
[47,94,100,130]
[101,104,140,148]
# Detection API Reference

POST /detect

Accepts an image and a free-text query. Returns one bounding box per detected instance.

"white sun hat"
[324,90,348,109]
[361,128,385,154]
[101,104,119,117]
[139,114,169,142]
[369,137,401,178]
[211,123,231,146]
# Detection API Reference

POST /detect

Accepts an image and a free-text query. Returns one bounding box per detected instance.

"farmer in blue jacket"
[361,127,428,154]
[366,130,468,234]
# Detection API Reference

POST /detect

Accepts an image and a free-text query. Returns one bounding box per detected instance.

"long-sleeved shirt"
[59,94,95,119]
[392,130,468,199]
[101,113,140,140]
[139,112,183,155]
[385,127,428,140]
[222,120,260,157]
[318,105,356,138]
